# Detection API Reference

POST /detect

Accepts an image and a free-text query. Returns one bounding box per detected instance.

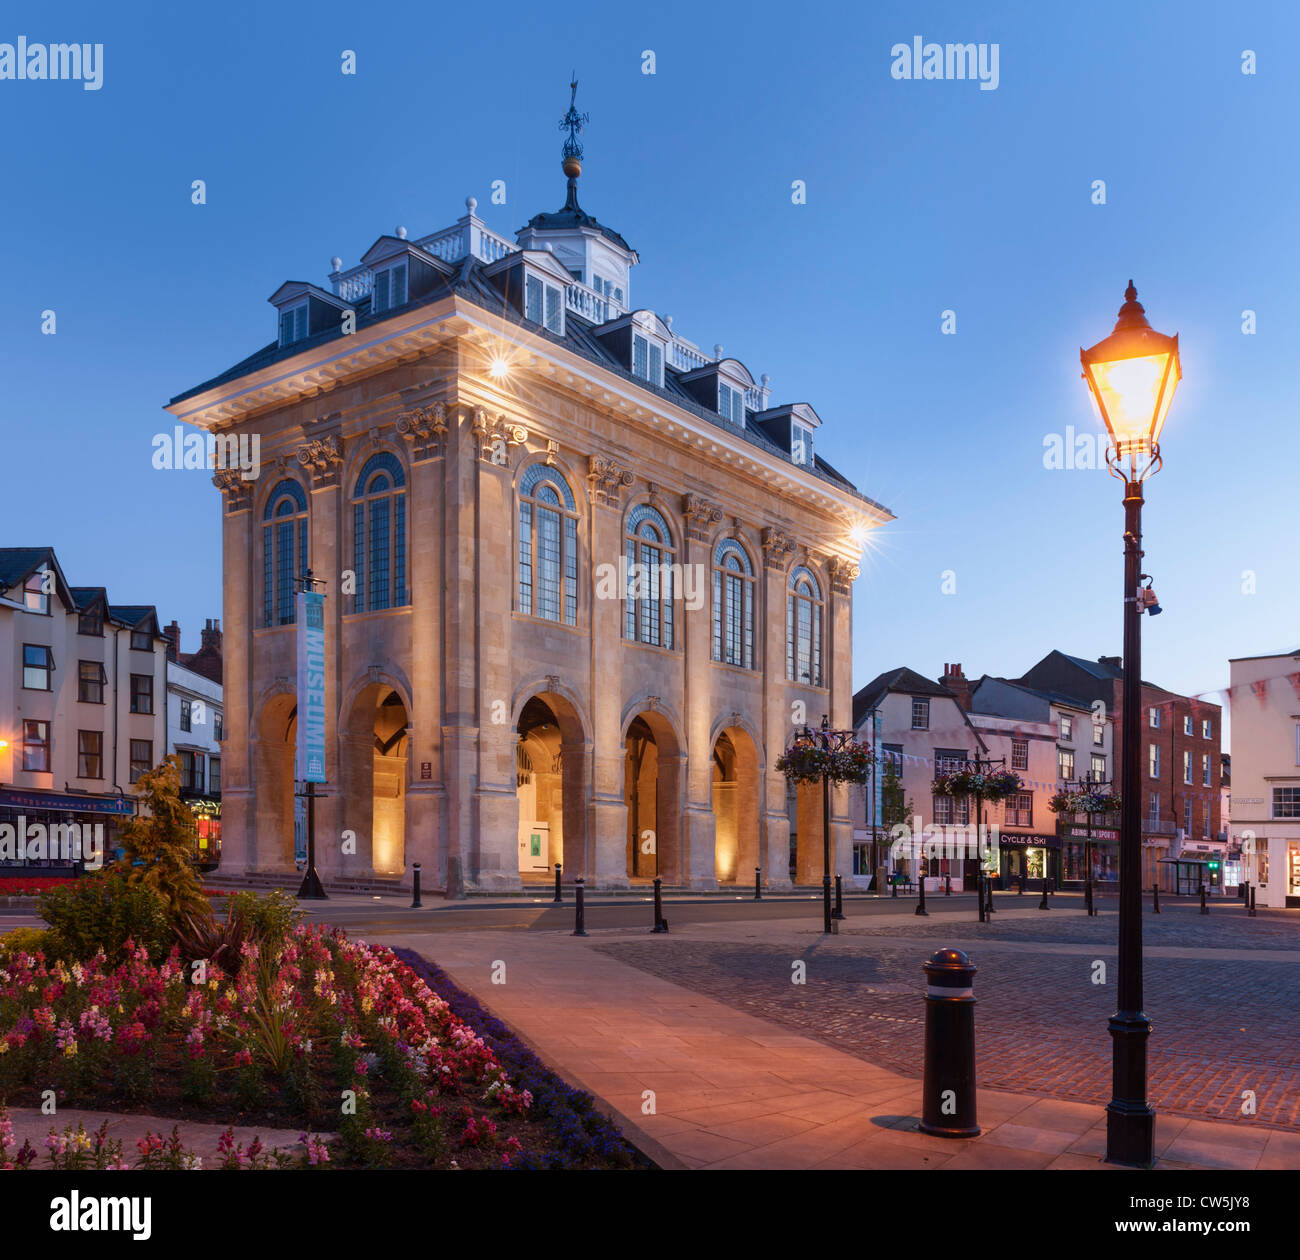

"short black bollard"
[919,948,980,1138]
[891,875,898,899]
[1249,885,1257,917]
[411,862,422,909]
[1085,872,1094,917]
[754,865,763,901]
[944,873,952,897]
[833,873,845,920]
[915,875,928,917]
[1238,879,1247,901]
[1017,870,1024,896]
[651,876,669,933]
[986,875,996,916]
[1038,875,1050,911]
[977,874,986,923]
[1152,881,1161,914]
[553,863,563,904]
[572,878,587,936]
[1200,882,1209,915]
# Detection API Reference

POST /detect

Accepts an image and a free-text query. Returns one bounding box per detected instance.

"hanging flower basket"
[932,768,1023,801]
[775,739,874,785]
[1049,788,1121,815]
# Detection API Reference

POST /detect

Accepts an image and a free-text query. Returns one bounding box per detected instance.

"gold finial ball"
[562,156,582,178]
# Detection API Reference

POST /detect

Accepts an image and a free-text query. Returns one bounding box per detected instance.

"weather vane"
[559,72,589,170]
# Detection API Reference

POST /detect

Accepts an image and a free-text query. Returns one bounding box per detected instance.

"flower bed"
[0,876,232,899]
[0,927,643,1170]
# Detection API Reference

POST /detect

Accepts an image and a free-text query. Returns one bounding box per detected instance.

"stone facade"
[173,280,887,894]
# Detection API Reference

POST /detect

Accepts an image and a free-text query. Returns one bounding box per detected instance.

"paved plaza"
[369,898,1300,1170]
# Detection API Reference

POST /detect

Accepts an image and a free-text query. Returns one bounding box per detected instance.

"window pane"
[518,502,532,616]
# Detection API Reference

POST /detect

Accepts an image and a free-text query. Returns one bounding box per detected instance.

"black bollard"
[919,948,980,1138]
[977,874,986,923]
[1152,881,1161,914]
[915,874,928,917]
[572,878,587,936]
[1038,875,1050,911]
[652,876,669,933]
[1200,882,1209,915]
[553,863,563,904]
[833,873,845,920]
[410,862,422,909]
[1249,885,1257,917]
[1017,867,1024,896]
[945,873,952,897]
[986,875,996,916]
[891,874,898,899]
[1085,871,1094,917]
[754,865,762,901]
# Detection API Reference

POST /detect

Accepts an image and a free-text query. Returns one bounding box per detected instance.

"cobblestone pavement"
[596,906,1300,1131]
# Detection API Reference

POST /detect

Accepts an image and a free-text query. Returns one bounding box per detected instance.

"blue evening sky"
[2,0,1296,731]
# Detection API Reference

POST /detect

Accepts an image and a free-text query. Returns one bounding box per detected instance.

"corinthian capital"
[396,401,448,461]
[587,455,634,508]
[296,435,345,488]
[761,526,797,568]
[212,468,253,512]
[682,493,723,542]
[827,555,861,595]
[472,407,528,465]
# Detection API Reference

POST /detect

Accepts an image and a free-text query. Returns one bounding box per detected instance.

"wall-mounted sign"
[421,761,432,780]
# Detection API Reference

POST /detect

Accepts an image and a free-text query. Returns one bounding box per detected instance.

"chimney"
[940,662,972,710]
[1098,655,1122,669]
[163,620,181,663]
[200,618,223,654]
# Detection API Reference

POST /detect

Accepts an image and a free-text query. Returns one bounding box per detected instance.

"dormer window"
[23,570,50,613]
[373,262,408,314]
[718,382,744,425]
[525,274,563,333]
[278,301,308,347]
[791,422,814,466]
[632,333,663,386]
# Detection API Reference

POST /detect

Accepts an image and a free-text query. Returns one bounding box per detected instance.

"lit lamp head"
[1080,281,1180,472]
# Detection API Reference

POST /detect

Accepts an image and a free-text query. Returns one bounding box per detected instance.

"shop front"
[0,786,135,874]
[183,795,222,871]
[992,832,1060,890]
[1059,824,1119,890]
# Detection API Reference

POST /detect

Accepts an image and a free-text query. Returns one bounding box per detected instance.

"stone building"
[166,90,892,892]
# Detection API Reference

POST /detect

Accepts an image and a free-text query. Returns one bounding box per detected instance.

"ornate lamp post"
[777,715,872,934]
[1080,281,1181,1168]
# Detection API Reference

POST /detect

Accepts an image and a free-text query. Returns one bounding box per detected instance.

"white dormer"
[753,402,824,466]
[592,310,670,387]
[484,248,573,336]
[268,281,352,348]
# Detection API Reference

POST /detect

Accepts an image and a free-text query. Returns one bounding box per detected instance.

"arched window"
[786,565,822,685]
[262,480,308,627]
[518,464,578,626]
[712,539,754,669]
[351,452,407,612]
[624,504,676,648]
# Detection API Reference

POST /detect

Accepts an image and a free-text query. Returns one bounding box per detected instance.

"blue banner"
[295,589,327,783]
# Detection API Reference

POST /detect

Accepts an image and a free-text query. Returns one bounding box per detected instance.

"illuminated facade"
[167,95,891,891]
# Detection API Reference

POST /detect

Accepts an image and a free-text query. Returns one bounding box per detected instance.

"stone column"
[469,406,527,892]
[398,399,450,890]
[760,527,797,889]
[297,433,346,879]
[587,455,633,888]
[213,469,254,873]
[680,493,723,889]
[828,556,861,882]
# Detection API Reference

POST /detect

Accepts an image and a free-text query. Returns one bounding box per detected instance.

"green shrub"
[225,888,302,950]
[0,926,51,963]
[37,868,171,965]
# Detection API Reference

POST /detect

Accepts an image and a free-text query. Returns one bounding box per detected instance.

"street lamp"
[1080,280,1181,1168]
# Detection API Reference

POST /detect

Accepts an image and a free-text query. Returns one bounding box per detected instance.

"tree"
[118,755,211,924]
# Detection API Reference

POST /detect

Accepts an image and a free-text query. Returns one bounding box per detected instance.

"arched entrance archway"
[514,687,589,881]
[711,726,760,884]
[342,684,409,877]
[624,711,682,882]
[253,690,296,872]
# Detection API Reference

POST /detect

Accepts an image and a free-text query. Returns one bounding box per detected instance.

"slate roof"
[169,242,889,514]
[852,666,956,728]
[109,605,155,628]
[0,547,52,588]
[519,183,636,253]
